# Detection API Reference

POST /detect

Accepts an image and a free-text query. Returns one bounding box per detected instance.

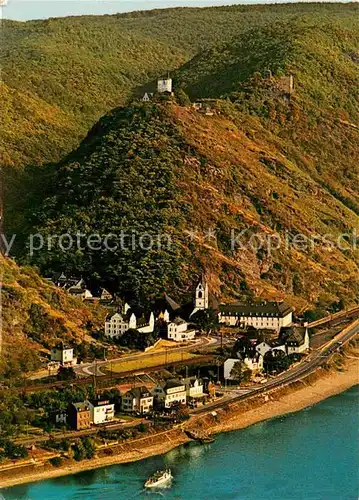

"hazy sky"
[2,0,345,22]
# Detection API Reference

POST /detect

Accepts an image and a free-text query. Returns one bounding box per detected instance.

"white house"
[224,356,263,380]
[98,288,113,303]
[157,77,172,93]
[219,301,293,332]
[167,317,196,342]
[190,279,209,317]
[281,326,310,354]
[255,341,286,357]
[183,378,204,399]
[104,307,154,338]
[50,343,75,366]
[105,312,133,338]
[87,399,115,425]
[152,379,187,408]
[121,386,153,414]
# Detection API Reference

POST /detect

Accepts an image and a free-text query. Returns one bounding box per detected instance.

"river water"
[2,386,358,500]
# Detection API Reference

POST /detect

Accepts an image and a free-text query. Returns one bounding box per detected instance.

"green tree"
[82,437,96,459]
[191,309,219,334]
[229,361,251,383]
[176,89,191,106]
[57,367,76,381]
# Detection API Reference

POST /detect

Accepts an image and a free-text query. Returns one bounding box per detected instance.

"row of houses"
[62,378,207,429]
[46,273,113,303]
[224,325,310,380]
[60,399,116,430]
[105,280,294,341]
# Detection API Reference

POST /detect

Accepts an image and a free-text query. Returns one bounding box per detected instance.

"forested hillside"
[0,256,105,378]
[175,19,359,215]
[25,96,359,311]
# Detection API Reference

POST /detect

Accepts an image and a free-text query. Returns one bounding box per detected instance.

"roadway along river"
[2,386,358,500]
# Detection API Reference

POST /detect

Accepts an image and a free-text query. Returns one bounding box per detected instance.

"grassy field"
[106,350,200,374]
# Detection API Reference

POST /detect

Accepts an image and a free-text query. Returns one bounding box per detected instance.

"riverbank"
[1,349,358,489]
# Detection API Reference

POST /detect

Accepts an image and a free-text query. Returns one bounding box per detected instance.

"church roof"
[164,293,181,311]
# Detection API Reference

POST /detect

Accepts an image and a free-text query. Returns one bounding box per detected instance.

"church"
[190,279,209,318]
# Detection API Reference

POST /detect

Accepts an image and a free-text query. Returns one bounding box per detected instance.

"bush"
[49,456,63,467]
[137,422,148,433]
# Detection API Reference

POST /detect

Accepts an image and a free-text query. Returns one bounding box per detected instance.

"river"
[1,386,358,499]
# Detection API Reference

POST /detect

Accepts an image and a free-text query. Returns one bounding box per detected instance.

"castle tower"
[157,77,172,94]
[195,279,209,310]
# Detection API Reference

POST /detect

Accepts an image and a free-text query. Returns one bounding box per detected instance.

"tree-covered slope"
[175,19,359,215]
[2,5,358,375]
[23,93,359,312]
[0,256,105,378]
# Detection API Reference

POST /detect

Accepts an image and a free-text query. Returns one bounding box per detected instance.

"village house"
[280,326,310,354]
[104,304,155,338]
[224,355,264,380]
[167,317,196,342]
[219,301,293,332]
[68,402,91,430]
[183,377,205,400]
[68,278,93,300]
[85,287,113,304]
[152,379,187,408]
[87,399,115,425]
[99,288,113,302]
[46,272,80,289]
[121,386,154,414]
[255,340,286,357]
[50,343,76,366]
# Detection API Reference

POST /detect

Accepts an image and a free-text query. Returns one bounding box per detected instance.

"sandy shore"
[1,355,358,489]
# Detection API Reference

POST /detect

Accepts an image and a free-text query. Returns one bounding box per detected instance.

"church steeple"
[195,278,209,310]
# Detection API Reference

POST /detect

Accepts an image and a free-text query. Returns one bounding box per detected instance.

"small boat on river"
[144,469,173,489]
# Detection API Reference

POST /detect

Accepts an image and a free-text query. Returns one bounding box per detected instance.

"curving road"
[75,336,229,377]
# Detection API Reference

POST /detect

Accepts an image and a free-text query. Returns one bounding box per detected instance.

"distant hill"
[174,19,359,214]
[1,4,356,175]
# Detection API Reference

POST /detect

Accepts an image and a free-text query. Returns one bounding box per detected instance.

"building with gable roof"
[280,326,310,354]
[167,317,196,342]
[219,301,293,332]
[104,305,155,338]
[121,386,153,414]
[152,379,186,408]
